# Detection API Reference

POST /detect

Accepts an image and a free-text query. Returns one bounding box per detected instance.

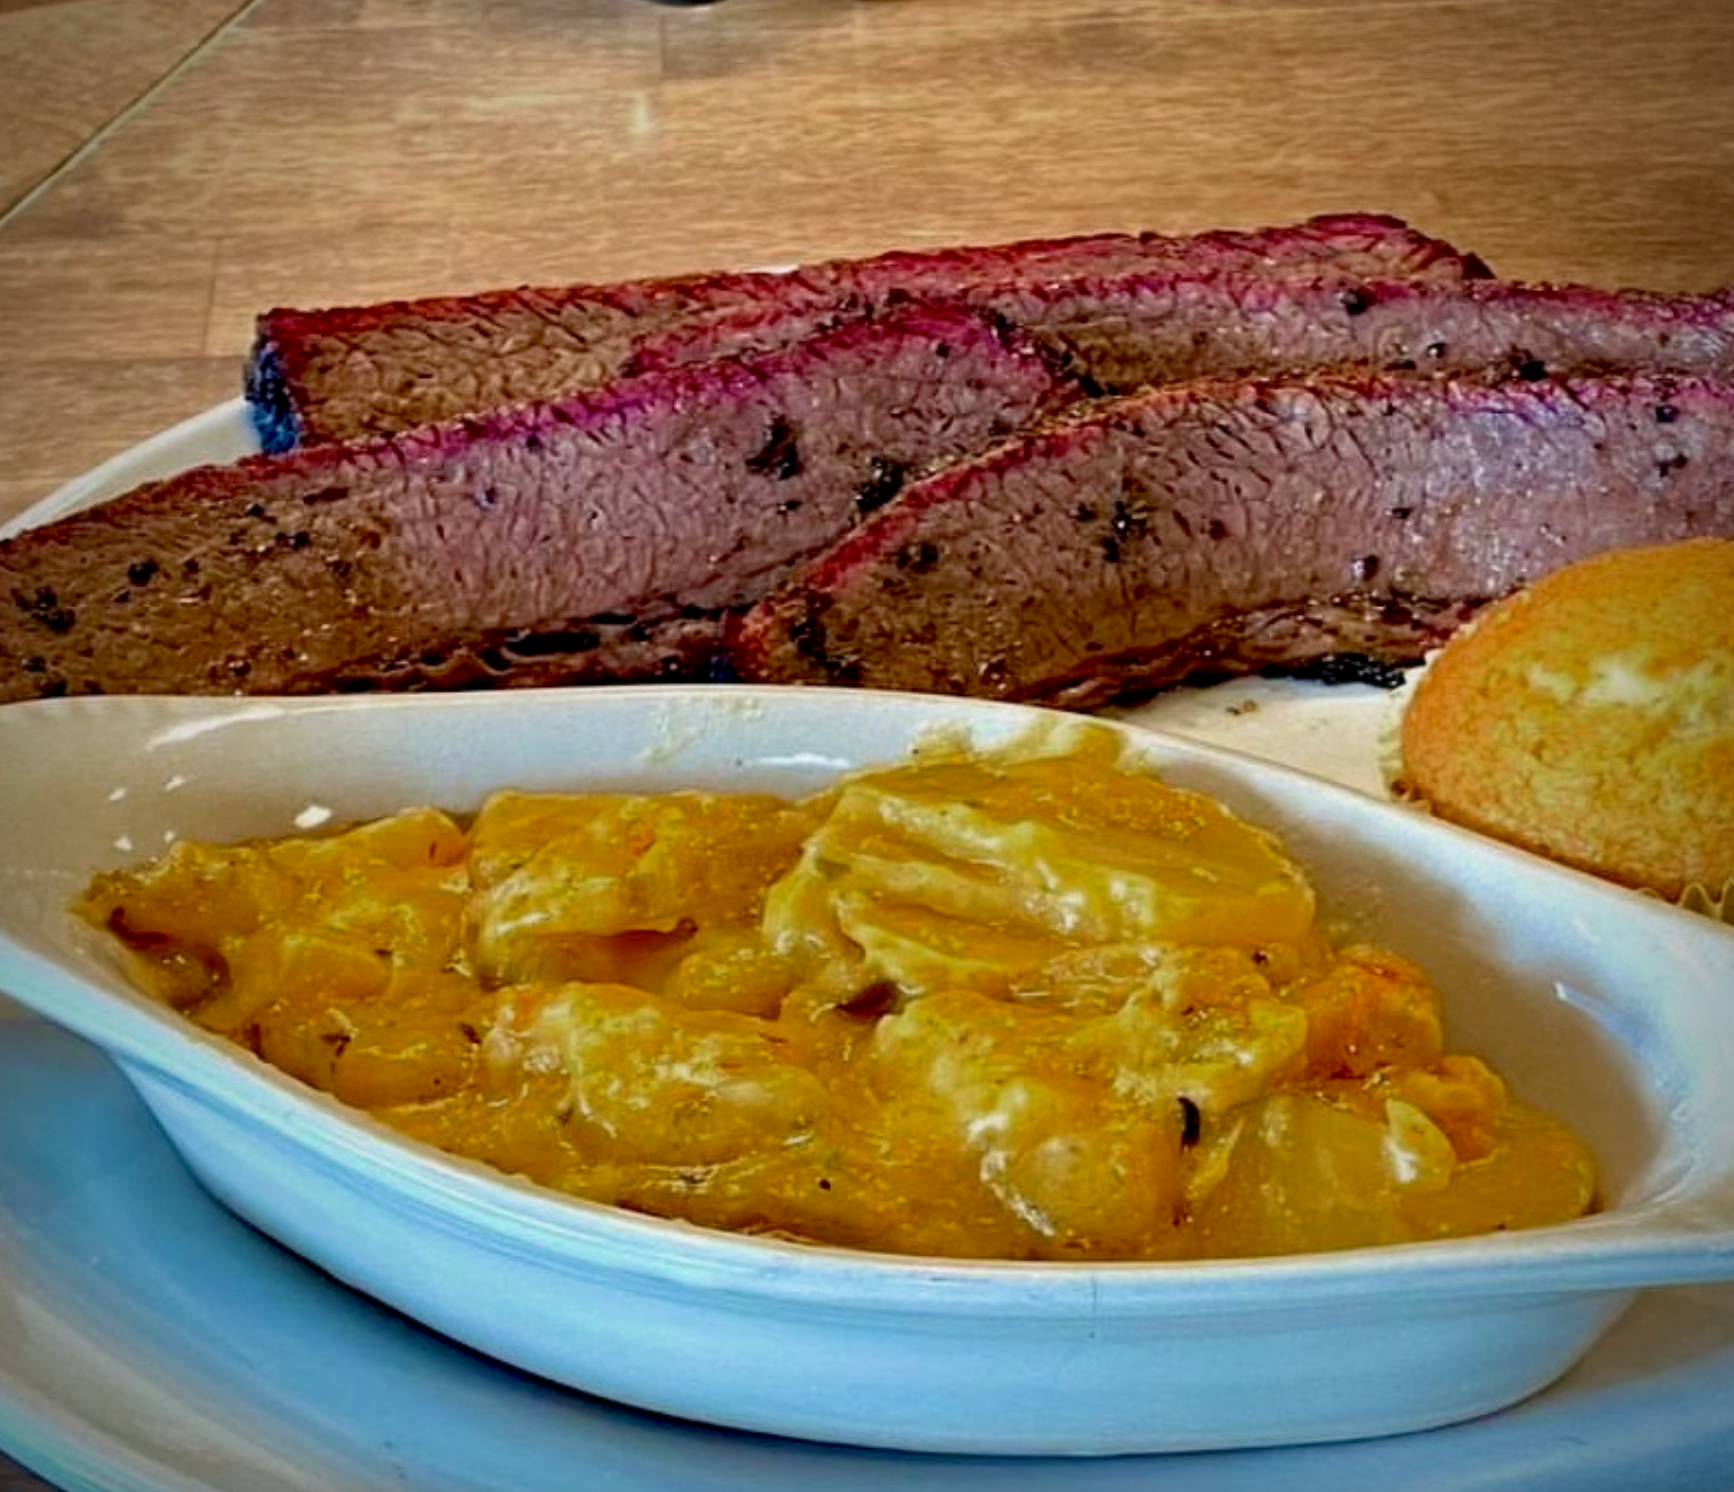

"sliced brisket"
[729,370,1734,708]
[1,304,1078,703]
[246,213,1488,451]
[628,272,1734,393]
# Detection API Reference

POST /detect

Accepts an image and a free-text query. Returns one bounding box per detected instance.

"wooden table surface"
[2,0,1732,1485]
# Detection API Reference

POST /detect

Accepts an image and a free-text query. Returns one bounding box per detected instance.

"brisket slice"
[246,213,1488,451]
[1,304,1078,703]
[729,370,1734,709]
[629,272,1734,392]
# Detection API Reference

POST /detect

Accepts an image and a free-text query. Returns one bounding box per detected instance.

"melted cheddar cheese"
[78,728,1596,1260]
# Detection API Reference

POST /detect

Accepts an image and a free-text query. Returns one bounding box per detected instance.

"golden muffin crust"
[1397,538,1734,900]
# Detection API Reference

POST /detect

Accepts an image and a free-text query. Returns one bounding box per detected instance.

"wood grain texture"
[0,0,253,216]
[1,0,1733,1482]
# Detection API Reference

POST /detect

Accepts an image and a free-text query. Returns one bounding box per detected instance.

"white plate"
[1,406,1732,1489]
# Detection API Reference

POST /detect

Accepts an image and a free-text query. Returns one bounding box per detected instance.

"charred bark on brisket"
[246,213,1487,450]
[1,304,1078,703]
[729,369,1734,708]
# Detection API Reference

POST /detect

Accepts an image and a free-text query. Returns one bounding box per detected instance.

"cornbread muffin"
[1398,538,1734,901]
